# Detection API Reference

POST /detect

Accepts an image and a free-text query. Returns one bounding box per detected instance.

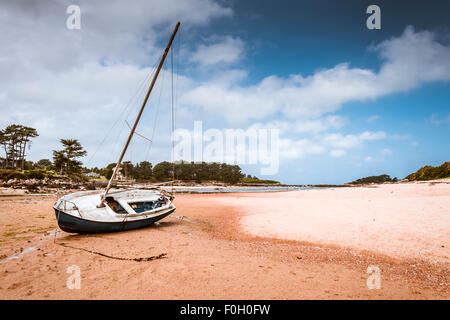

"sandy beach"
[0,182,449,299]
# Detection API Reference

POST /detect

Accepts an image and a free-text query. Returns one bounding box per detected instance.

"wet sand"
[0,183,449,299]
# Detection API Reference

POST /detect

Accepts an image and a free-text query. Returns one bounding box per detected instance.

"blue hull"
[54,208,175,233]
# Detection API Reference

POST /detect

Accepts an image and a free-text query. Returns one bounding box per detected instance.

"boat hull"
[54,208,175,234]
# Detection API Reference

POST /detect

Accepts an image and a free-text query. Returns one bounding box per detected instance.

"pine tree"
[53,139,87,175]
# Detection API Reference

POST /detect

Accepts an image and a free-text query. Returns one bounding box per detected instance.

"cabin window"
[105,197,127,214]
[129,201,155,213]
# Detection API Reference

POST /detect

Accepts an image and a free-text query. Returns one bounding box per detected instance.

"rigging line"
[91,63,158,159]
[107,57,162,167]
[93,54,163,169]
[171,45,175,193]
[175,25,181,133]
[107,115,130,167]
[129,132,132,166]
[125,120,152,142]
[144,59,166,161]
[85,56,161,167]
[119,51,166,167]
[151,63,166,141]
[123,54,162,127]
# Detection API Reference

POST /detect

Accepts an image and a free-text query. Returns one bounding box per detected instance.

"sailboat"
[53,22,180,233]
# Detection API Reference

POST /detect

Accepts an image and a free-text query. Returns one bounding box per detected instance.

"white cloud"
[430,113,450,126]
[190,36,244,66]
[182,26,450,124]
[278,130,386,160]
[0,0,232,165]
[380,148,392,155]
[330,149,346,157]
[365,156,384,163]
[367,115,380,122]
[248,115,346,134]
[0,0,232,75]
[390,134,412,140]
[323,131,386,149]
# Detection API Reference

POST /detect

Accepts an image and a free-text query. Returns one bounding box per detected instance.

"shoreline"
[1,177,449,196]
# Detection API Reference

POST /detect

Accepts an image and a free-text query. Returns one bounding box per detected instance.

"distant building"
[86,172,100,178]
[115,167,135,182]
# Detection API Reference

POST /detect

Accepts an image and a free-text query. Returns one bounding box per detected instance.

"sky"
[0,0,449,184]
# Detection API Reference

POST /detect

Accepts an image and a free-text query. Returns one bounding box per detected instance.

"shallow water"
[0,247,37,264]
[171,186,314,193]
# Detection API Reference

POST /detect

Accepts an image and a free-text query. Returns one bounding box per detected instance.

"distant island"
[349,174,397,185]
[348,161,450,185]
[405,162,450,181]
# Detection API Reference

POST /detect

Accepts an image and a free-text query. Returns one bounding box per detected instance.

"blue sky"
[1,0,449,184]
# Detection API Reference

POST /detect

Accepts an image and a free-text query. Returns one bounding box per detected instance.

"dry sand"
[240,182,450,264]
[0,182,448,299]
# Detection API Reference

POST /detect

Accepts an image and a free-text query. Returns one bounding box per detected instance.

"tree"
[100,163,117,179]
[0,131,6,168]
[221,164,244,184]
[53,139,87,175]
[133,161,153,180]
[18,126,39,170]
[0,124,38,169]
[153,161,173,181]
[122,161,134,179]
[53,150,68,175]
[35,159,53,170]
[350,174,394,184]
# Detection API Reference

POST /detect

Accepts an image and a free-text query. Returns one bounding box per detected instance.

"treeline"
[1,123,87,176]
[92,161,153,181]
[0,124,38,170]
[349,174,398,184]
[405,161,450,181]
[95,161,249,184]
[1,124,276,185]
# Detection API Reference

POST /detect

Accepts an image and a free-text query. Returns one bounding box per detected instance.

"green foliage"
[241,177,280,184]
[350,174,396,184]
[153,161,173,181]
[0,169,25,181]
[53,139,87,174]
[0,169,49,181]
[100,163,117,179]
[101,161,247,184]
[0,124,38,170]
[34,159,53,170]
[25,169,46,180]
[23,160,34,170]
[133,161,153,181]
[405,162,450,181]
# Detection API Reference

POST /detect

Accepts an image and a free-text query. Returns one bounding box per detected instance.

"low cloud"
[367,115,380,122]
[182,26,450,124]
[190,36,244,66]
[365,156,384,163]
[279,130,386,160]
[0,0,232,165]
[248,115,347,134]
[430,113,450,126]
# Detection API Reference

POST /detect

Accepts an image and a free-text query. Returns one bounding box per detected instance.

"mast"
[99,21,180,206]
